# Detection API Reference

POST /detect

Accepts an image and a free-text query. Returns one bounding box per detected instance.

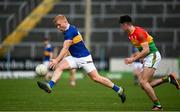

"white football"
[35,64,48,76]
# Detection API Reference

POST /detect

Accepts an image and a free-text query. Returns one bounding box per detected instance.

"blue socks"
[112,84,120,93]
[49,80,55,88]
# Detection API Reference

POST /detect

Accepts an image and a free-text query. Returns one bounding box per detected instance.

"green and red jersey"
[128,26,158,54]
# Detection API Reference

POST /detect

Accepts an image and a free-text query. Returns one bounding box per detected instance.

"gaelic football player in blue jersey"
[37,15,126,103]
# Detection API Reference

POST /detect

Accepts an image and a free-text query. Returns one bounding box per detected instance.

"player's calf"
[89,71,126,103]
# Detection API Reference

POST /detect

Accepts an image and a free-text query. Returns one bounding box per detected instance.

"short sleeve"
[136,29,148,44]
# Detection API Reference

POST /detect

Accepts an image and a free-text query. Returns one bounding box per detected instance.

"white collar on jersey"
[65,24,70,31]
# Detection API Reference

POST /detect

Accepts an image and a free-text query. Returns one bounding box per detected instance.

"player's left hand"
[49,59,58,70]
[124,57,135,64]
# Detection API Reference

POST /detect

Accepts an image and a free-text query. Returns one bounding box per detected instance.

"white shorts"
[64,55,96,73]
[132,62,143,71]
[143,51,161,69]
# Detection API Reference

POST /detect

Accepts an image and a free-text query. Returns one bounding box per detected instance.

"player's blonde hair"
[53,14,68,23]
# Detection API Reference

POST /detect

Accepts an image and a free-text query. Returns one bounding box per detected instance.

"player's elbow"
[143,48,149,55]
[62,46,69,52]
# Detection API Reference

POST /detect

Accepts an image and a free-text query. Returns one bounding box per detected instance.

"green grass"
[0,72,180,111]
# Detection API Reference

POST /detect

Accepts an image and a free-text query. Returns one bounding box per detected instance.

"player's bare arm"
[49,40,72,69]
[131,52,140,58]
[63,51,70,58]
[133,42,149,61]
[125,33,150,64]
[130,52,144,63]
[125,42,149,64]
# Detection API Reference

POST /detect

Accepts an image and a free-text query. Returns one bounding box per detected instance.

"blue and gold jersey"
[43,43,53,61]
[63,25,90,58]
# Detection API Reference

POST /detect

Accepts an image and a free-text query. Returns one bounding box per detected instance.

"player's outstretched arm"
[49,40,72,69]
[56,40,72,61]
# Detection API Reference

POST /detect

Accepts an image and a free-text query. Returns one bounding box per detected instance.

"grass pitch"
[0,71,179,111]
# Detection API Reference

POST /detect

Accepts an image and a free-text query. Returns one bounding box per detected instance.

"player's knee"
[55,65,65,71]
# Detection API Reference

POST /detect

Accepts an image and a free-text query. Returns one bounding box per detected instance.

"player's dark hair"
[119,15,132,24]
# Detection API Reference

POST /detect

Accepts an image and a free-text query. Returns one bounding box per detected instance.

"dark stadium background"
[0,0,180,111]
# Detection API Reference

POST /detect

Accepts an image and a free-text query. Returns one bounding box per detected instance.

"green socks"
[154,100,161,107]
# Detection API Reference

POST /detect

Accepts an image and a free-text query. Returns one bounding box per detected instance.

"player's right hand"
[124,57,134,64]
[49,59,58,70]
